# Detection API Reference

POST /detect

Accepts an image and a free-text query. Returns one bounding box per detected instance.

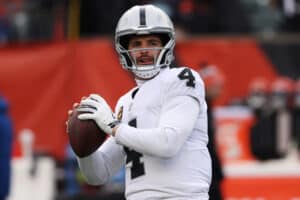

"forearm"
[115,125,186,157]
[77,138,125,185]
[77,150,111,185]
[114,96,200,158]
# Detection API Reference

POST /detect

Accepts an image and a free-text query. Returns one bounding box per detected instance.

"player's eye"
[148,39,161,46]
[129,41,141,48]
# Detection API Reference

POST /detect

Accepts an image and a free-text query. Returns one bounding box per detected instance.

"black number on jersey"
[124,118,145,179]
[178,68,195,88]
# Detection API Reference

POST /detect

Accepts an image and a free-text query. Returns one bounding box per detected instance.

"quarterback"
[74,4,212,200]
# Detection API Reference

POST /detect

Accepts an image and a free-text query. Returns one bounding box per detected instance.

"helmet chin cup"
[132,66,161,79]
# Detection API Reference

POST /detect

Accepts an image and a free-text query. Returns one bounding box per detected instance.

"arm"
[77,137,125,185]
[114,95,200,158]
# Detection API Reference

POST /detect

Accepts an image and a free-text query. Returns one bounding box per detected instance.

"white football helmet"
[115,4,175,79]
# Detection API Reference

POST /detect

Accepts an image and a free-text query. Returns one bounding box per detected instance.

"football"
[67,109,107,158]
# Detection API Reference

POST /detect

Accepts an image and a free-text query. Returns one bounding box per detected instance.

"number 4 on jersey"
[124,118,145,179]
[178,68,195,88]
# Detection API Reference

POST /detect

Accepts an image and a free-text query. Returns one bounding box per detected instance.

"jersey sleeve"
[77,137,125,185]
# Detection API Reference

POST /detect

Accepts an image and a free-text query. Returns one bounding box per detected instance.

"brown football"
[67,109,107,158]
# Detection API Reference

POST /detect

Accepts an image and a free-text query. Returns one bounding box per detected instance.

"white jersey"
[77,67,211,200]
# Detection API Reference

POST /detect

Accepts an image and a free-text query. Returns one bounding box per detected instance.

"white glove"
[77,94,120,135]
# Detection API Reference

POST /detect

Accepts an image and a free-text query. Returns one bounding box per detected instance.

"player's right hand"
[77,94,120,135]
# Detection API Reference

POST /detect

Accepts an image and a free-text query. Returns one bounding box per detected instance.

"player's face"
[128,35,163,66]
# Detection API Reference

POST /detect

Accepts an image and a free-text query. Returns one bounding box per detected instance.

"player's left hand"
[77,94,120,135]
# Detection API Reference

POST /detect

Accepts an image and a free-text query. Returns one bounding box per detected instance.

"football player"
[74,4,212,200]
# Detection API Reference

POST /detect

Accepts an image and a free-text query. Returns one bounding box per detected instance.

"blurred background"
[0,0,300,200]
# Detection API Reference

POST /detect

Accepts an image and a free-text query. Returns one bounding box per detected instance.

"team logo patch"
[117,106,123,121]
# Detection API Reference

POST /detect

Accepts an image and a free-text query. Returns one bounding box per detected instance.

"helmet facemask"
[116,33,175,79]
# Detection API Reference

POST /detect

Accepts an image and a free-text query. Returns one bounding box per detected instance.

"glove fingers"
[77,107,95,113]
[89,94,106,103]
[78,113,95,120]
[80,99,100,109]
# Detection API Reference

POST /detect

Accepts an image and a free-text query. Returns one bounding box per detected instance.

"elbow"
[85,178,103,186]
[81,172,108,186]
[158,144,181,158]
[86,179,105,186]
[77,158,110,186]
[156,127,183,158]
